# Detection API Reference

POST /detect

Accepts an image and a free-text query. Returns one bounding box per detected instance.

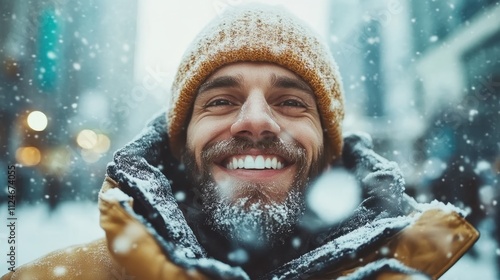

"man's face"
[183,62,324,246]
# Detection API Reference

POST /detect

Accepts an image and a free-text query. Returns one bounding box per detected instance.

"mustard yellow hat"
[168,5,344,160]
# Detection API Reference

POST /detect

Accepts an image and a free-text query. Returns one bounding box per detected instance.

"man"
[2,5,478,280]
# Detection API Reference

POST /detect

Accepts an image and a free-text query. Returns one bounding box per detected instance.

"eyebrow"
[198,75,243,94]
[271,74,314,95]
[197,73,314,95]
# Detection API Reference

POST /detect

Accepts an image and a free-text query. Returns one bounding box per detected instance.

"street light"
[27,111,48,131]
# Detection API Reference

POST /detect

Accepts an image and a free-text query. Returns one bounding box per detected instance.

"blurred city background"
[0,0,499,278]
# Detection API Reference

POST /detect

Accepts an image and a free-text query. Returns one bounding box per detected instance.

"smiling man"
[182,62,322,247]
[2,4,479,280]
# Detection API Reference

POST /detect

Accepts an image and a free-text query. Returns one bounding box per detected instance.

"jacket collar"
[106,112,415,279]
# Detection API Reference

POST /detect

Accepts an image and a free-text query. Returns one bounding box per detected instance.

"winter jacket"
[2,113,479,280]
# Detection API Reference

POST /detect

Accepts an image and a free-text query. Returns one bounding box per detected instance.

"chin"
[204,185,305,248]
[216,179,292,208]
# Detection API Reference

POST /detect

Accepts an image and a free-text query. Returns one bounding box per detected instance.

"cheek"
[304,134,323,164]
[280,120,323,161]
[186,118,232,164]
[186,122,207,167]
[304,120,324,161]
[185,123,197,155]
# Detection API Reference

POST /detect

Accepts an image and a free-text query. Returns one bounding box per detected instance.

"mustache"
[200,136,307,166]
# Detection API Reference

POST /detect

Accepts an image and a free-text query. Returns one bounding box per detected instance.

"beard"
[182,136,322,248]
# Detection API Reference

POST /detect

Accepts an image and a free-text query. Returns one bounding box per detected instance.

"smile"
[224,155,286,170]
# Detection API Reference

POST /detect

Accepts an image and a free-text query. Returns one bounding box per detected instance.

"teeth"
[226,156,285,170]
[244,156,255,169]
[255,156,265,169]
[271,157,277,169]
[265,158,271,168]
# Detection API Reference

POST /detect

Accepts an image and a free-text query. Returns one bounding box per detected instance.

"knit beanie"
[168,4,345,161]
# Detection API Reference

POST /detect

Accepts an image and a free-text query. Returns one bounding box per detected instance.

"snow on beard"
[183,136,317,248]
[204,180,304,249]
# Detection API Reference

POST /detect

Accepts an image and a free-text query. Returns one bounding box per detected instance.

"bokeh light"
[27,111,48,131]
[93,134,111,153]
[16,146,42,166]
[76,130,111,163]
[76,129,98,149]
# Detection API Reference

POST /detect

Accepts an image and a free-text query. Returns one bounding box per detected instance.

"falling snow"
[307,169,361,225]
[53,266,67,277]
[1,1,498,279]
[47,51,57,59]
[429,35,439,42]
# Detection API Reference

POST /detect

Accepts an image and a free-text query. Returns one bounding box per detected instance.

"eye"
[279,99,306,108]
[205,99,233,107]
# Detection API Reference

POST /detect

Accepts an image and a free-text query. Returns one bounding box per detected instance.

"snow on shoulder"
[414,199,469,217]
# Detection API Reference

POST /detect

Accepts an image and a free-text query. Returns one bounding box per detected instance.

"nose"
[230,92,280,140]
